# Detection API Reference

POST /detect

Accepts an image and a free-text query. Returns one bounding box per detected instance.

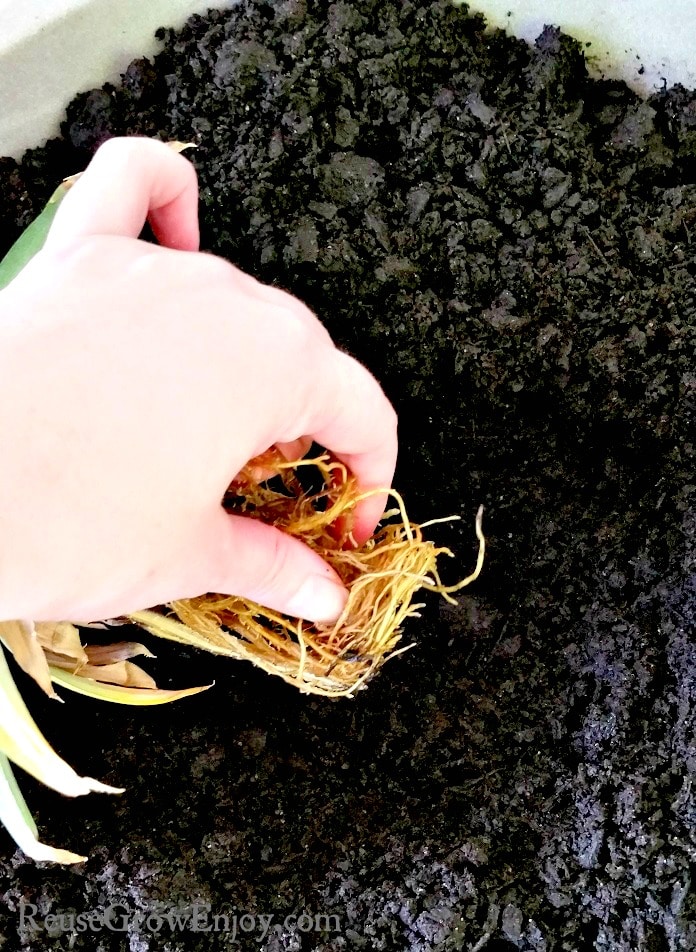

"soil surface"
[0,2,695,950]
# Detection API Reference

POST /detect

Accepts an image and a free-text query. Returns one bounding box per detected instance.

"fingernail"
[286,574,348,623]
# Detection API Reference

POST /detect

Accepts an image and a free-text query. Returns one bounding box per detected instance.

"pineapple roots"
[131,450,485,698]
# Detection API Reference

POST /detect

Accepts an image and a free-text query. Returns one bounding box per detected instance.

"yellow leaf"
[49,667,211,706]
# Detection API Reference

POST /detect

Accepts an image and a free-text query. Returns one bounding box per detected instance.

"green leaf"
[0,178,78,291]
[0,751,37,837]
[0,753,86,864]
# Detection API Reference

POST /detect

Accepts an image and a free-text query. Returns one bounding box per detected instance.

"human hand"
[0,137,397,624]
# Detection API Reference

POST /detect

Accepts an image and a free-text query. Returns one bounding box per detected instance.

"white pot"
[0,0,237,159]
[1,0,694,160]
[465,0,696,94]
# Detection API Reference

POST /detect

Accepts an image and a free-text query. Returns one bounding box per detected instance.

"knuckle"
[198,251,240,284]
[274,304,319,354]
[48,235,108,273]
[256,531,294,601]
[91,135,121,159]
[92,135,142,170]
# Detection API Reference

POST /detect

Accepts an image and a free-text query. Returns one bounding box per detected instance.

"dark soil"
[0,2,695,949]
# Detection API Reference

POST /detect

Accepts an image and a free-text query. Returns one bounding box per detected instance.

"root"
[131,450,485,697]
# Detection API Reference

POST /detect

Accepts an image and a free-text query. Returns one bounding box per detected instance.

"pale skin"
[0,137,397,624]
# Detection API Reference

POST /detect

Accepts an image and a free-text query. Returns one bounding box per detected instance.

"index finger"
[44,137,200,253]
[308,350,398,544]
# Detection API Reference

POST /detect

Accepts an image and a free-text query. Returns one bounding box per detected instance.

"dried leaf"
[0,620,58,699]
[0,648,123,797]
[84,642,155,665]
[166,141,198,154]
[47,659,157,690]
[129,609,246,657]
[35,621,87,666]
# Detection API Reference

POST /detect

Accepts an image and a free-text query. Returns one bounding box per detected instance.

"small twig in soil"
[581,225,608,265]
[470,932,492,952]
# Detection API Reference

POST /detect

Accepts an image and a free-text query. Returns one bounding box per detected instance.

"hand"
[0,138,397,624]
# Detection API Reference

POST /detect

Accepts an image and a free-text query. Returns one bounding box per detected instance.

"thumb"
[44,137,200,252]
[188,508,348,624]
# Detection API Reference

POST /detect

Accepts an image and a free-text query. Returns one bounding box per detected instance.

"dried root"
[131,450,485,697]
